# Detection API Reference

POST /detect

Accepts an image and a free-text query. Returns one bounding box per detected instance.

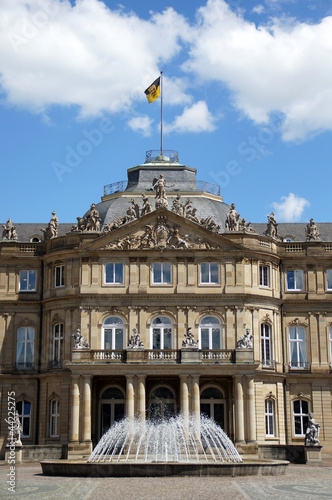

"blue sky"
[1,0,332,225]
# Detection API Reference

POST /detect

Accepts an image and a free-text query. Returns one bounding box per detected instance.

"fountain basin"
[41,459,289,477]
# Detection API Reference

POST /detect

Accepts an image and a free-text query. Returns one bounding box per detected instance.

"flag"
[144,77,161,103]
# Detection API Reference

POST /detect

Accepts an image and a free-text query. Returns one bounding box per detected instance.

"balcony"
[262,360,275,369]
[71,348,236,364]
[289,361,310,370]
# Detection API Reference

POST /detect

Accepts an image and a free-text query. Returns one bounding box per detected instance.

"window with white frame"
[104,263,124,284]
[16,327,34,369]
[200,262,219,284]
[286,270,304,291]
[152,262,171,284]
[265,399,275,436]
[50,399,60,437]
[53,324,64,364]
[289,326,307,368]
[102,317,125,350]
[199,316,222,350]
[151,316,173,350]
[326,269,332,290]
[293,399,309,436]
[261,323,272,366]
[259,265,270,287]
[54,265,65,287]
[19,270,36,291]
[16,400,31,438]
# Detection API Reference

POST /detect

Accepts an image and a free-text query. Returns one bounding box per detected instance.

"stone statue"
[305,218,320,241]
[41,211,58,240]
[127,328,144,348]
[239,218,256,234]
[2,218,18,241]
[186,207,200,224]
[167,227,189,249]
[86,204,101,232]
[130,199,140,219]
[225,203,240,232]
[70,216,86,233]
[182,327,198,348]
[141,194,152,216]
[72,328,89,349]
[125,205,136,222]
[305,413,320,446]
[200,216,221,233]
[172,194,182,215]
[236,328,253,349]
[8,412,22,446]
[265,212,278,239]
[153,174,168,209]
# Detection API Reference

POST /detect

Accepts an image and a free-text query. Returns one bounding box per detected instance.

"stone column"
[247,377,257,443]
[70,375,80,442]
[192,375,200,434]
[126,375,135,420]
[137,375,146,421]
[82,375,92,444]
[180,375,189,419]
[234,376,245,444]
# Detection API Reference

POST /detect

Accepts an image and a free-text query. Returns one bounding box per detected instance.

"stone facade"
[1,152,332,460]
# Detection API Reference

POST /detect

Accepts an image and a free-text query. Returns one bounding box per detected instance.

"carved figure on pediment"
[153,174,168,209]
[155,216,169,248]
[139,224,156,249]
[186,207,200,224]
[168,227,189,249]
[41,211,58,240]
[305,413,320,446]
[72,328,89,349]
[141,194,152,216]
[125,205,136,222]
[130,199,140,219]
[305,218,320,241]
[265,212,278,239]
[70,216,86,233]
[225,203,240,232]
[200,216,221,233]
[86,204,101,232]
[103,216,125,234]
[182,327,198,348]
[239,218,257,234]
[236,328,253,349]
[172,194,182,215]
[127,328,144,349]
[2,218,18,241]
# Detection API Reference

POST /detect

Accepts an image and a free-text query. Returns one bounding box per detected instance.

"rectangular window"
[200,262,219,284]
[265,399,275,436]
[16,327,34,369]
[261,324,272,366]
[19,270,36,291]
[289,326,307,368]
[50,400,60,437]
[326,269,332,290]
[105,263,124,284]
[55,265,65,287]
[16,400,31,438]
[259,265,270,287]
[287,270,304,291]
[53,324,64,364]
[152,262,171,284]
[293,400,309,436]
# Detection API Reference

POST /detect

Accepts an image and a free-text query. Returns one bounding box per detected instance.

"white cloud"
[165,101,217,133]
[128,115,153,136]
[252,5,265,15]
[184,0,332,141]
[271,193,310,221]
[0,0,191,117]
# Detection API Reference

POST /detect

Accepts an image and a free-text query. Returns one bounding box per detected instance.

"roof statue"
[153,174,168,209]
[141,194,153,216]
[41,211,58,240]
[86,204,101,232]
[225,203,240,232]
[264,212,279,239]
[2,218,18,241]
[305,218,320,241]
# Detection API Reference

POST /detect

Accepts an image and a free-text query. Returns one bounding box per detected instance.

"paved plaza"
[1,461,332,500]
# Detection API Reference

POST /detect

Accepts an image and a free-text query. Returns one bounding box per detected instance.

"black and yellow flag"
[144,77,161,103]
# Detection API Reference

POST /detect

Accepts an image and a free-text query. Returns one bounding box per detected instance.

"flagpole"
[160,71,163,156]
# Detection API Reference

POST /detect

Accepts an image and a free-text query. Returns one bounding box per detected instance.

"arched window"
[100,387,125,436]
[293,399,309,436]
[16,400,31,438]
[289,326,307,368]
[102,317,125,350]
[16,327,34,369]
[265,399,275,436]
[50,399,60,437]
[53,324,63,365]
[199,316,222,350]
[151,316,173,350]
[200,387,225,428]
[149,386,176,420]
[261,323,272,366]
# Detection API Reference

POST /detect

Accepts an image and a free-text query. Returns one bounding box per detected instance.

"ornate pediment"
[286,317,309,328]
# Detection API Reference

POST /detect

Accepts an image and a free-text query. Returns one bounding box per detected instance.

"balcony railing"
[262,359,275,369]
[289,361,310,370]
[201,350,234,362]
[16,362,34,370]
[49,360,62,368]
[147,349,180,362]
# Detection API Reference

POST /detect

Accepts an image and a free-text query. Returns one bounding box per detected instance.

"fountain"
[41,414,289,477]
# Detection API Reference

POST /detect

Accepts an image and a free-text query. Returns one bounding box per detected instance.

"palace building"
[1,150,331,462]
